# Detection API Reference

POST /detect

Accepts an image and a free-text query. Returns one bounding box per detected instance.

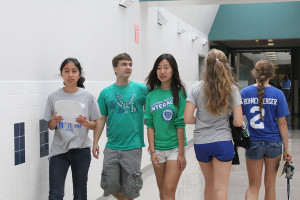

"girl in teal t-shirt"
[145,54,187,200]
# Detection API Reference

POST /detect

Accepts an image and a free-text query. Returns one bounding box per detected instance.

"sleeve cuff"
[175,124,186,129]
[146,125,154,129]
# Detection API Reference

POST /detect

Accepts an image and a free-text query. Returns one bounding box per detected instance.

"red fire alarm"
[135,23,139,43]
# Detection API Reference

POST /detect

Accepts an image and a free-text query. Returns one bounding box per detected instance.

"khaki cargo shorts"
[101,148,143,198]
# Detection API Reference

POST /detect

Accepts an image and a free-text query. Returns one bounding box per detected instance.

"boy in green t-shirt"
[92,53,147,200]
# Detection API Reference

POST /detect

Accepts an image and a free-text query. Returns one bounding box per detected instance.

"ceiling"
[162,5,219,35]
[210,39,296,65]
[242,52,291,65]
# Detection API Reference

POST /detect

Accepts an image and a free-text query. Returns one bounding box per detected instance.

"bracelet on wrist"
[150,150,156,154]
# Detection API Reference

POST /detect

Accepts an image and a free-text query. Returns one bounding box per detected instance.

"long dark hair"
[60,58,85,88]
[252,60,274,121]
[145,54,186,106]
[284,74,289,82]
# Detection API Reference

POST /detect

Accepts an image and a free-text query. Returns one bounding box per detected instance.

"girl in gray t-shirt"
[44,58,100,200]
[184,49,243,200]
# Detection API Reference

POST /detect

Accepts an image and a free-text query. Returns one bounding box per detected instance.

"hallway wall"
[209,1,300,40]
[0,1,218,199]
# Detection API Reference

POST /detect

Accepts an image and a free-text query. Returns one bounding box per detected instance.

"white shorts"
[152,147,187,163]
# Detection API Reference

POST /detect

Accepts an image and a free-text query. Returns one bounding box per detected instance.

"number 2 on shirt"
[250,106,265,129]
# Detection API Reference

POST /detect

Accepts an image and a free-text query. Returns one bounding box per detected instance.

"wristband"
[150,150,156,154]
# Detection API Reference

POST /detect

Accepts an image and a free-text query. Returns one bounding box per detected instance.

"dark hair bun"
[77,77,85,88]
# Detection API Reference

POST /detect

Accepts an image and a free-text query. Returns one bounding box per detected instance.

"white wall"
[0,1,218,199]
[163,5,219,35]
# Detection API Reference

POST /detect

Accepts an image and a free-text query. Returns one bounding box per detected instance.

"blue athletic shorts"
[194,141,234,162]
[245,140,282,160]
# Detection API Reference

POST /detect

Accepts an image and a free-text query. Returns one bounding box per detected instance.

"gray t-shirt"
[186,81,242,144]
[44,88,101,158]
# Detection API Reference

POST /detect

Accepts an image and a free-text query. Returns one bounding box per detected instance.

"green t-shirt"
[97,81,148,150]
[145,87,187,150]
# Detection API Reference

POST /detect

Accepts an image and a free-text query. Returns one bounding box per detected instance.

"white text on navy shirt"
[243,98,277,105]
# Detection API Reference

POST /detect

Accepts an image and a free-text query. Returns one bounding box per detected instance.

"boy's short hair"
[112,53,132,68]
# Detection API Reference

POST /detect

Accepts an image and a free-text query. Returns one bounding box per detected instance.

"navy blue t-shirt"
[281,80,291,89]
[241,85,289,141]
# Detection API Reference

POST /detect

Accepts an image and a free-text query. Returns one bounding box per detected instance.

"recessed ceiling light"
[268,39,273,42]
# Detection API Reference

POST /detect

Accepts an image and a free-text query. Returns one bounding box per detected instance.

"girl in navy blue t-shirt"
[280,74,291,101]
[241,60,292,200]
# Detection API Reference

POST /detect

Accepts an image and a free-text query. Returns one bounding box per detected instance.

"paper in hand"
[55,100,84,124]
[277,160,286,177]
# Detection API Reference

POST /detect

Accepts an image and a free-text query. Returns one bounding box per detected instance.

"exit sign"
[259,40,268,45]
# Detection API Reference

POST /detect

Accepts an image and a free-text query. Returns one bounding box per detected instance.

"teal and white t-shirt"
[145,87,187,150]
[97,81,148,150]
[44,88,101,158]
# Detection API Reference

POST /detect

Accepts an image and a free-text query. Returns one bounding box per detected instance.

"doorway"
[198,55,205,81]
